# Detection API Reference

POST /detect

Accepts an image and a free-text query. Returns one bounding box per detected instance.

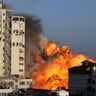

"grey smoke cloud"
[24,14,43,75]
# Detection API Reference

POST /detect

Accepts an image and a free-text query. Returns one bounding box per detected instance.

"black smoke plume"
[24,14,43,76]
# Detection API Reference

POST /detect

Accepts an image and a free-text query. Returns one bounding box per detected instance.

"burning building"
[0,1,96,96]
[30,41,92,90]
[69,60,96,96]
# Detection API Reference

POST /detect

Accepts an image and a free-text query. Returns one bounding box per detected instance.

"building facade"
[0,3,12,77]
[11,16,25,77]
[69,60,96,96]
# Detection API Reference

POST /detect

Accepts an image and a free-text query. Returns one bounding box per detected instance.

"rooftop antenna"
[0,0,3,9]
[0,0,4,9]
[2,0,4,8]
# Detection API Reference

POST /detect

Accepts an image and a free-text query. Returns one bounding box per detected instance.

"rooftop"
[69,60,96,74]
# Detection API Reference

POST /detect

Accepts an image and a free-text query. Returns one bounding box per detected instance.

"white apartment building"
[0,3,32,93]
[0,3,12,77]
[0,3,25,78]
[11,16,25,77]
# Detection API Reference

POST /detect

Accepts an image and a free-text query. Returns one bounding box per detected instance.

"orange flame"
[31,41,96,90]
[44,41,57,56]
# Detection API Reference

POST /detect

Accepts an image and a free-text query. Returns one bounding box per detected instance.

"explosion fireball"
[30,41,96,90]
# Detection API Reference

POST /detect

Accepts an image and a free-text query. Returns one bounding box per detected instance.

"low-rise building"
[69,60,96,96]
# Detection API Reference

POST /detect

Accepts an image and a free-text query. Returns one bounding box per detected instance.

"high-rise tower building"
[0,3,12,77]
[0,3,25,78]
[0,3,32,94]
[11,16,25,77]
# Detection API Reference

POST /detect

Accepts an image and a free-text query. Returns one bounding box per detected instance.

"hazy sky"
[4,0,96,59]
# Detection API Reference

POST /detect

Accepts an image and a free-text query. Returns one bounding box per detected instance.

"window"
[13,42,15,46]
[19,57,24,61]
[3,53,4,56]
[0,37,1,40]
[9,30,11,34]
[22,45,25,47]
[19,42,23,46]
[13,30,15,33]
[13,17,19,21]
[19,24,23,28]
[9,42,11,47]
[9,23,11,28]
[27,82,32,85]
[3,33,5,35]
[20,30,24,34]
[3,13,5,16]
[19,63,23,65]
[19,69,23,72]
[13,30,18,33]
[3,20,5,23]
[3,73,5,75]
[3,60,5,63]
[20,18,25,22]
[19,49,23,53]
[16,43,18,46]
[9,82,14,87]
[16,30,18,34]
[3,47,5,51]
[3,39,5,41]
[20,82,25,85]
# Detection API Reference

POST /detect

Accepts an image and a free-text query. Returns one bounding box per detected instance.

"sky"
[4,0,96,59]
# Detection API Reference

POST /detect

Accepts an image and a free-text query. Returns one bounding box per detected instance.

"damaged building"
[69,60,96,96]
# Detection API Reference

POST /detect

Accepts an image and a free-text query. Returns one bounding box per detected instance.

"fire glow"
[30,41,96,90]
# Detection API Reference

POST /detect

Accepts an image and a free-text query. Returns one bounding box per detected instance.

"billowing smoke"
[24,15,42,61]
[23,14,48,77]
